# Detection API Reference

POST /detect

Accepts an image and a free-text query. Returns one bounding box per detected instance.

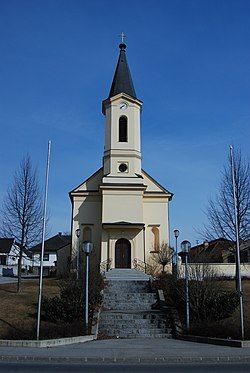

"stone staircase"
[98,269,172,339]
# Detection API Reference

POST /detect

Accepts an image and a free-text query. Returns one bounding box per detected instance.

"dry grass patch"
[189,279,250,340]
[0,278,83,340]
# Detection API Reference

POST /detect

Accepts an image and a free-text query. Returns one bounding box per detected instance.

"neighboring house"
[56,242,71,278]
[0,238,32,276]
[179,238,250,264]
[30,233,71,276]
[178,238,250,278]
[237,240,250,263]
[179,238,233,263]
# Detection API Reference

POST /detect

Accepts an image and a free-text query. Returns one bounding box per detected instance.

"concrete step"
[104,305,154,310]
[99,317,168,327]
[99,310,168,317]
[99,324,171,333]
[99,329,172,338]
[98,271,173,339]
[105,282,150,293]
[118,334,172,339]
[103,293,156,311]
[99,314,171,327]
[104,304,155,311]
[105,269,151,281]
[103,293,156,300]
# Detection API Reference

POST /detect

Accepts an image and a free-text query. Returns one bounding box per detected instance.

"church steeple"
[108,43,137,99]
[102,40,143,182]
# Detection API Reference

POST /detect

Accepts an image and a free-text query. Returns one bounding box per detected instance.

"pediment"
[69,167,172,198]
[142,169,172,196]
[70,167,103,193]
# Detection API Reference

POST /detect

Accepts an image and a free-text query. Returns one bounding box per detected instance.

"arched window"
[83,227,92,243]
[151,227,160,251]
[119,116,128,142]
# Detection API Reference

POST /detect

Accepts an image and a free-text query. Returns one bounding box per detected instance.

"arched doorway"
[115,238,131,268]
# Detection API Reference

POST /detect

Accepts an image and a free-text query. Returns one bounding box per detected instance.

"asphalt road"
[0,362,250,372]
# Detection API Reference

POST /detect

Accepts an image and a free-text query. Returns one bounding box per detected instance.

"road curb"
[177,335,250,348]
[0,355,250,364]
[0,335,95,348]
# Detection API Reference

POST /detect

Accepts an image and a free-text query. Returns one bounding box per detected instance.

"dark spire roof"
[108,43,137,99]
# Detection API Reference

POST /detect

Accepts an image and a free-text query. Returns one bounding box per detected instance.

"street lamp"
[174,229,180,277]
[83,241,93,334]
[75,228,81,280]
[181,240,191,334]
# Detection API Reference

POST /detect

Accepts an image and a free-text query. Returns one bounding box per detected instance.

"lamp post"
[181,240,191,334]
[75,228,81,280]
[83,241,93,334]
[174,229,180,278]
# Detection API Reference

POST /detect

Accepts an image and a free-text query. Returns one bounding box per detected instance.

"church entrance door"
[115,238,131,268]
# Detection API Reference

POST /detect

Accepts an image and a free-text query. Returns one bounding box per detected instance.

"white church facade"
[69,42,172,271]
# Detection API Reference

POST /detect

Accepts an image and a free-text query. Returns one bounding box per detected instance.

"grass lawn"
[0,278,83,340]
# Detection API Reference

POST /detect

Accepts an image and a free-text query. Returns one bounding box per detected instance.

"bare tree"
[203,149,250,248]
[0,155,43,292]
[153,242,174,273]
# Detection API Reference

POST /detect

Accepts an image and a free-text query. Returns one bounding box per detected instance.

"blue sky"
[0,0,249,247]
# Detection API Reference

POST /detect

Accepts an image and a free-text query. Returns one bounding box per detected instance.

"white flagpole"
[36,140,52,340]
[229,145,244,340]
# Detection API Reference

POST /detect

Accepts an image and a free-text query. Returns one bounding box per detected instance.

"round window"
[119,163,128,172]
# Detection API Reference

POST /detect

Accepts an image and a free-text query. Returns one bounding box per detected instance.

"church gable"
[142,169,172,197]
[70,167,103,193]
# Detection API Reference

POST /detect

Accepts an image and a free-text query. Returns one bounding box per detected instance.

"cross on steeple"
[119,32,126,44]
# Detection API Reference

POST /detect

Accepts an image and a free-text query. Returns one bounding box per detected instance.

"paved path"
[0,276,39,285]
[0,338,250,363]
[0,277,17,285]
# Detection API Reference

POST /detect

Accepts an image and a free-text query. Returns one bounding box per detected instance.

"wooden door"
[115,238,131,268]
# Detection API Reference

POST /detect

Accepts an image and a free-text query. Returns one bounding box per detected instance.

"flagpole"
[36,140,52,340]
[230,145,244,340]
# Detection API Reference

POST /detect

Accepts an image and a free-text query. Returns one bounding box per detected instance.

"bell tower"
[102,42,143,185]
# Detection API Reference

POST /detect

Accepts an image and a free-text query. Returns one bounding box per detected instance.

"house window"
[40,253,49,261]
[0,256,6,265]
[119,116,128,142]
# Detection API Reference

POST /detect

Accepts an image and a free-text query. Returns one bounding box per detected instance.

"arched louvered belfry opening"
[119,116,128,142]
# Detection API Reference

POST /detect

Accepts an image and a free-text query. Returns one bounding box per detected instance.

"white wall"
[32,253,57,267]
[178,263,250,278]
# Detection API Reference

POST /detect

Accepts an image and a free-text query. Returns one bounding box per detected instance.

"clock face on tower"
[119,102,128,110]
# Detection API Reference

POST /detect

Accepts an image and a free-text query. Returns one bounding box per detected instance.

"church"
[69,41,172,272]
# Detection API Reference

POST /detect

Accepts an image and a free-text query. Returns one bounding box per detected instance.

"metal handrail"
[133,258,154,275]
[100,258,112,274]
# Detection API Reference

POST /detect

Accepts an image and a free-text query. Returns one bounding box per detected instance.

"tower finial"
[119,31,126,44]
[118,32,126,50]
